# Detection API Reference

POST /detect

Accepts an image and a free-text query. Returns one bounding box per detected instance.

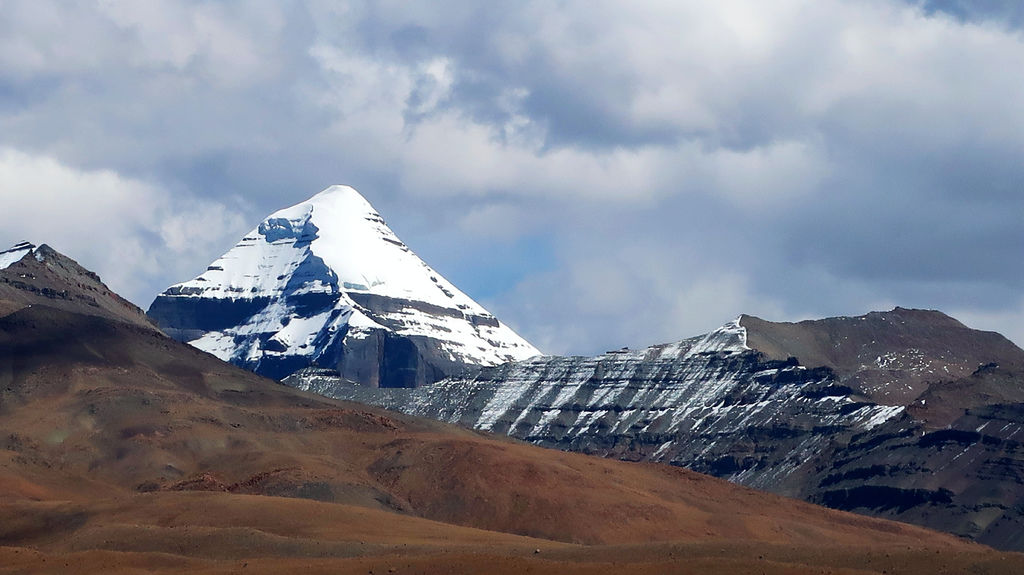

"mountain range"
[4,184,1024,571]
[292,307,1024,550]
[143,186,1024,550]
[5,241,1014,573]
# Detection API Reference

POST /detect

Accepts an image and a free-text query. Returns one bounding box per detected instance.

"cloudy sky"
[1,0,1022,354]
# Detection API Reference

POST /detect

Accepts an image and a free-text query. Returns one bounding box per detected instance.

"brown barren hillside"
[741,308,1024,406]
[1,246,1023,573]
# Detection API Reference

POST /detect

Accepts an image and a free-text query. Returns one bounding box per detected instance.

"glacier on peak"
[148,185,540,385]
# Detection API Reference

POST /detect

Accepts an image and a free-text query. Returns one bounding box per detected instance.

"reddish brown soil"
[2,302,1023,573]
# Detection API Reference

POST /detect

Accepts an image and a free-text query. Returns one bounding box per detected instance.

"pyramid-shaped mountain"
[148,185,539,384]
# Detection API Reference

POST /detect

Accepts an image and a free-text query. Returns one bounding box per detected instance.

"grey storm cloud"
[0,0,1022,354]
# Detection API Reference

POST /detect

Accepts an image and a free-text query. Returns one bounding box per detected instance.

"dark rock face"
[335,329,452,389]
[149,287,469,385]
[283,310,1024,551]
[817,485,955,514]
[147,295,275,342]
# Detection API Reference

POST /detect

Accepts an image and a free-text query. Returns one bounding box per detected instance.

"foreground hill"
[1,244,1019,573]
[291,308,1024,550]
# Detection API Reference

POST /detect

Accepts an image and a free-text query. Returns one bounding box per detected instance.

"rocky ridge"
[285,308,1024,550]
[742,308,1024,406]
[0,241,154,329]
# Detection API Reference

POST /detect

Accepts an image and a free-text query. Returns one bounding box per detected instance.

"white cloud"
[491,234,786,355]
[1,0,1023,354]
[0,148,249,306]
[0,0,283,83]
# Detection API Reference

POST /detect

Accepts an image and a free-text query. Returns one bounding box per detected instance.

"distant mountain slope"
[287,309,1024,550]
[4,245,1002,574]
[288,318,903,483]
[742,308,1024,406]
[148,185,538,384]
[0,241,153,329]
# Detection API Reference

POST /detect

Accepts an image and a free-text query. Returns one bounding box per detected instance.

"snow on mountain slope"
[286,316,906,490]
[148,185,539,384]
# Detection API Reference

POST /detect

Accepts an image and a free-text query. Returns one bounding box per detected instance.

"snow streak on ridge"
[286,317,906,491]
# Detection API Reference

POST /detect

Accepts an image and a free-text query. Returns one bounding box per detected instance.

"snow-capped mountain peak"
[149,185,540,384]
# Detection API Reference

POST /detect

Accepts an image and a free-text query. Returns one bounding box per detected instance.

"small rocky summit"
[148,185,539,385]
[0,241,153,329]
